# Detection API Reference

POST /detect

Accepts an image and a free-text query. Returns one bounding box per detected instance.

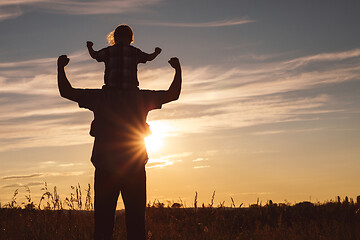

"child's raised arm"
[146,47,162,62]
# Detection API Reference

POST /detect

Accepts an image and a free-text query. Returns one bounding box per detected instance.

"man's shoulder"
[79,88,103,95]
[79,87,160,97]
[100,45,111,50]
[76,88,104,109]
[139,89,166,110]
[139,89,166,95]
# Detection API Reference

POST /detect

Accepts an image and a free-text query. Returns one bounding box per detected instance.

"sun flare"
[145,121,169,154]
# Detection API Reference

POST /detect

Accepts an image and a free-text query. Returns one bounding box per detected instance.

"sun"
[145,121,169,154]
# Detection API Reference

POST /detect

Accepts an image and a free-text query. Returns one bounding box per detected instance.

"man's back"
[77,86,164,173]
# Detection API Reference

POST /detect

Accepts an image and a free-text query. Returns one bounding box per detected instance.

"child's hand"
[87,41,94,48]
[57,55,70,68]
[168,57,180,69]
[155,47,162,55]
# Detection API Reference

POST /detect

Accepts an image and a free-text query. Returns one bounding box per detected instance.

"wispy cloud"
[147,48,360,134]
[192,158,208,162]
[0,0,162,21]
[146,158,174,168]
[2,173,45,180]
[0,48,359,151]
[136,17,255,27]
[37,161,83,168]
[229,192,272,196]
[59,163,75,167]
[0,51,102,151]
[1,171,84,180]
[193,165,210,169]
[0,6,23,21]
[251,128,325,136]
[0,0,46,5]
[146,158,181,169]
[285,48,360,67]
[146,152,190,168]
[34,0,162,15]
[2,181,44,189]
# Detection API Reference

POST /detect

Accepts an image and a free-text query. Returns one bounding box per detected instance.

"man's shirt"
[76,86,165,173]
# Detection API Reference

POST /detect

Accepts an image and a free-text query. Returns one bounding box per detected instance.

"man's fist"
[57,55,70,68]
[155,47,162,55]
[168,57,180,70]
[87,41,93,48]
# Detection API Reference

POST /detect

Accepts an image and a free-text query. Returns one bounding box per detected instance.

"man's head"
[107,24,134,45]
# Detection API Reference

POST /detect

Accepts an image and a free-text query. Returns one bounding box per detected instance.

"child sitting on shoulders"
[87,24,161,89]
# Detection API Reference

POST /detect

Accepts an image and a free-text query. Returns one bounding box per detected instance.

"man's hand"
[155,47,162,55]
[57,55,70,68]
[87,41,94,48]
[168,57,180,70]
[164,57,182,104]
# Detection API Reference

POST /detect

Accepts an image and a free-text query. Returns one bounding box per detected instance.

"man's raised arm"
[163,57,182,104]
[57,55,79,102]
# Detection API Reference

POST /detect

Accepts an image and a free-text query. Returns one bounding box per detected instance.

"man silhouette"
[57,55,182,240]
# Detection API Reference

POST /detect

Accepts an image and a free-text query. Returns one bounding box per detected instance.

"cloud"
[0,48,359,151]
[0,51,101,151]
[0,0,162,21]
[161,152,192,159]
[59,163,75,167]
[146,152,189,168]
[251,128,325,136]
[146,158,174,168]
[37,161,83,168]
[147,152,213,169]
[36,0,162,15]
[1,171,84,180]
[164,94,340,135]
[147,48,360,134]
[136,17,255,27]
[193,165,210,169]
[2,181,44,189]
[192,158,208,162]
[0,0,46,5]
[2,173,45,180]
[0,6,23,21]
[285,48,360,67]
[229,192,272,196]
[149,103,226,120]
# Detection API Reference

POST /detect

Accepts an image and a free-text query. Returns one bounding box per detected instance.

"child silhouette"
[87,24,161,89]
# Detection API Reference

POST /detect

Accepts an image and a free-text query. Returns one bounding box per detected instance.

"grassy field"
[1,186,360,239]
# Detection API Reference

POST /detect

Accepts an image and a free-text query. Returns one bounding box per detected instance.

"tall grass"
[1,184,360,240]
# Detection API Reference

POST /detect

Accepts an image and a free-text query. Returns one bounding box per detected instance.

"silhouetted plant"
[85,183,93,211]
[39,182,56,210]
[231,197,236,208]
[23,186,35,210]
[171,203,182,208]
[4,189,19,208]
[209,191,215,208]
[64,184,83,210]
[194,191,198,209]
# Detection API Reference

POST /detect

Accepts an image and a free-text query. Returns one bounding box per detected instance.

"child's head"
[107,24,134,45]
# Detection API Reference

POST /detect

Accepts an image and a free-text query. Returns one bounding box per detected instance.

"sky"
[0,0,360,209]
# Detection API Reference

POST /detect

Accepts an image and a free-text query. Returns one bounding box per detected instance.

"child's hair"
[107,24,134,46]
